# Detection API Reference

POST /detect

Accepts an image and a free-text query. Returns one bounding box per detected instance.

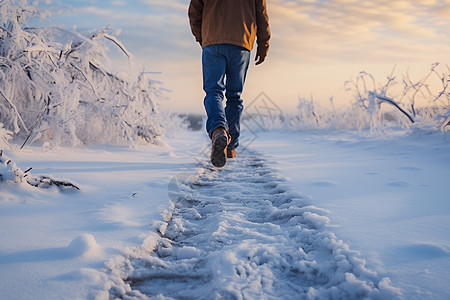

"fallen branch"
[0,151,80,191]
[371,92,415,123]
[26,175,80,191]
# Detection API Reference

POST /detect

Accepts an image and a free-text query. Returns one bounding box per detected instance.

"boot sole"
[211,133,228,167]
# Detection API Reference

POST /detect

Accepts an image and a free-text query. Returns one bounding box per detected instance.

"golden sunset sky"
[39,0,450,112]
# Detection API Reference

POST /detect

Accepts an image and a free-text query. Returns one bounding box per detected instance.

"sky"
[35,0,450,113]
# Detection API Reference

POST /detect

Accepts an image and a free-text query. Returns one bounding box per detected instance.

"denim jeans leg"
[202,45,228,138]
[225,46,251,149]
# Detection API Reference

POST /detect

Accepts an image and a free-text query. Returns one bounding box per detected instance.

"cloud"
[42,0,450,111]
[432,4,450,18]
[268,0,450,64]
[110,0,126,6]
[139,0,187,12]
[48,0,450,66]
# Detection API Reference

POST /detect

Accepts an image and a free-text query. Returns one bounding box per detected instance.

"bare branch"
[0,88,30,133]
[372,93,414,123]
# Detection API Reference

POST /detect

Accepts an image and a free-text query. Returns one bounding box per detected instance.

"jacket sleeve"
[255,0,271,56]
[188,0,204,42]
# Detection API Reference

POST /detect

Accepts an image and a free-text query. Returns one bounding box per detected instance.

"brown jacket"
[188,0,271,57]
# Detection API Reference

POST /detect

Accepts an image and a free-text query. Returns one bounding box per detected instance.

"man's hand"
[255,52,266,65]
[255,46,267,65]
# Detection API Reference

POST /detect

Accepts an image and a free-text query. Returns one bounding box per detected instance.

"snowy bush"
[0,122,12,148]
[0,0,169,148]
[294,63,450,134]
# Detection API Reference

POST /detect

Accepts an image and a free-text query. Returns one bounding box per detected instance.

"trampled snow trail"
[104,151,401,300]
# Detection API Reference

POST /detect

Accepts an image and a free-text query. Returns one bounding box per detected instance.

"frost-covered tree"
[294,64,449,134]
[0,0,168,148]
[344,64,449,132]
[0,122,12,149]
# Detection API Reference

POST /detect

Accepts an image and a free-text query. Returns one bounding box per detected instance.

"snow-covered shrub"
[0,0,168,148]
[294,97,377,132]
[0,122,12,148]
[294,63,449,134]
[295,97,341,129]
[343,70,415,133]
[439,112,450,133]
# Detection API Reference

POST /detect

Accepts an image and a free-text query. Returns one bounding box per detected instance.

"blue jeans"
[202,44,251,149]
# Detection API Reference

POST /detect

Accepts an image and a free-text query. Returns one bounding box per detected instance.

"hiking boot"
[211,127,230,167]
[227,148,236,158]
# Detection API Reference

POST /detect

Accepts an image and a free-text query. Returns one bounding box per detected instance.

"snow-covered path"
[105,151,400,299]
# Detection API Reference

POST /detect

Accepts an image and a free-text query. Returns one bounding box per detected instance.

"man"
[188,0,271,167]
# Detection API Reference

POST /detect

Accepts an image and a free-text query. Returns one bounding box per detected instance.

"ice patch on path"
[97,152,402,299]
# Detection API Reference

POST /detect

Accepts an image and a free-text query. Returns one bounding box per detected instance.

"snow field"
[1,129,448,299]
[0,141,198,300]
[251,129,450,300]
[102,151,401,299]
[1,2,448,299]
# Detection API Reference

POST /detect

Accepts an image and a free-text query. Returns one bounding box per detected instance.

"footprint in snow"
[104,151,402,300]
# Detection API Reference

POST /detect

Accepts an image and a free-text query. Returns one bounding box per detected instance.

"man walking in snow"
[188,0,271,167]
